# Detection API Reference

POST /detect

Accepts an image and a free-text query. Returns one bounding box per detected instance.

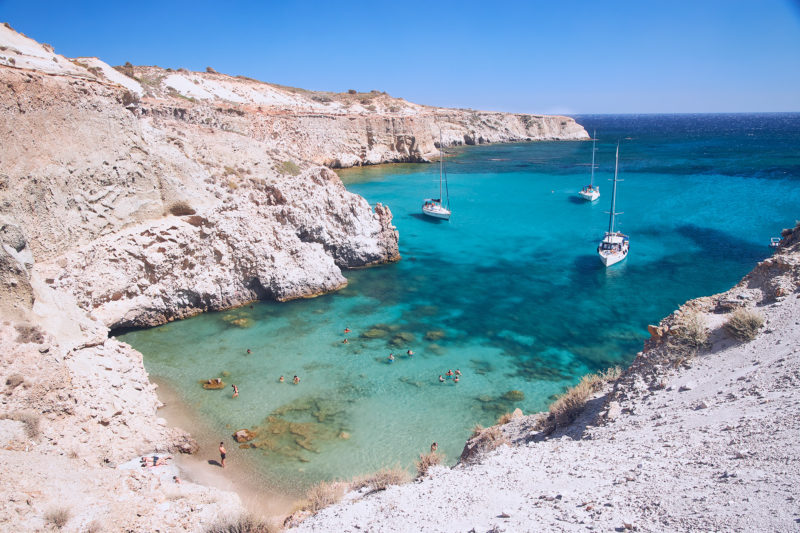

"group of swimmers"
[438,369,462,383]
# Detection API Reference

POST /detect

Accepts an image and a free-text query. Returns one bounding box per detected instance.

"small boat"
[769,237,781,248]
[598,142,629,267]
[422,130,451,220]
[578,131,600,201]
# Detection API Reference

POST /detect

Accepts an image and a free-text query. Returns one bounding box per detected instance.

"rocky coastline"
[4,22,796,533]
[0,24,588,531]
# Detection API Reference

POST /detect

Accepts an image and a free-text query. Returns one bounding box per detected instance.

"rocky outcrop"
[36,166,398,329]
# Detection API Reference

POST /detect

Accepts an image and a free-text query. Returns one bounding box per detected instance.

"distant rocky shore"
[0,23,588,531]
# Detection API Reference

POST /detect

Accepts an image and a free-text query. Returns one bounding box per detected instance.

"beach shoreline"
[149,375,299,520]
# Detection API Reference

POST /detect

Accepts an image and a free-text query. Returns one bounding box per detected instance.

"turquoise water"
[119,113,800,496]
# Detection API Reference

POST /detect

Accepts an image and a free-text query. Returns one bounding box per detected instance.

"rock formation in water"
[0,23,588,530]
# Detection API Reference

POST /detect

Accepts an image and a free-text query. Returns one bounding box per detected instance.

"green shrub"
[278,161,301,176]
[724,308,764,342]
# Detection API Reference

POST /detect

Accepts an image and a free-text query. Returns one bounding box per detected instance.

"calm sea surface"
[119,113,800,495]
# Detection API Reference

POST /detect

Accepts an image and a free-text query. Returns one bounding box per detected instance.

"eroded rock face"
[0,220,34,320]
[36,166,398,329]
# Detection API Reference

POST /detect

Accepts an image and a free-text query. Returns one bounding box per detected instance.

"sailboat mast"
[439,129,444,202]
[590,130,596,187]
[608,142,619,234]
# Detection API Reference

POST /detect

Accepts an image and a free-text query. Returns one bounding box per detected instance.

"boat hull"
[597,232,629,267]
[599,249,628,266]
[578,189,600,201]
[422,206,451,220]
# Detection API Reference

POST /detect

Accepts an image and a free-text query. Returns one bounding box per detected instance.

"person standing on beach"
[219,442,226,468]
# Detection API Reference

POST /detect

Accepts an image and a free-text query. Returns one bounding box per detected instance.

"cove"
[118,113,800,497]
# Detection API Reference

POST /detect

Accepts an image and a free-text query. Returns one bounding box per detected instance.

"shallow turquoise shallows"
[119,113,800,495]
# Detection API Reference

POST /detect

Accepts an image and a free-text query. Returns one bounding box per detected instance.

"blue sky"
[2,0,799,113]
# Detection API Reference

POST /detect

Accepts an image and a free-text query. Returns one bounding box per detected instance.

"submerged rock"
[424,330,446,341]
[502,390,525,402]
[233,429,257,443]
[361,328,389,339]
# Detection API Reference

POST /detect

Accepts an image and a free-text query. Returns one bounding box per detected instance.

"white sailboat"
[422,130,451,220]
[579,131,600,201]
[597,142,629,266]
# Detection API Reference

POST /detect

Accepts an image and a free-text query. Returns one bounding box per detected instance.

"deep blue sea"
[119,113,800,496]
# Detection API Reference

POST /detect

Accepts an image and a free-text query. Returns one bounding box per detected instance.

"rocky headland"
[0,23,589,531]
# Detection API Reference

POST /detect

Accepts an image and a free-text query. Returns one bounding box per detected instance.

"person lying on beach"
[141,455,172,467]
[173,475,181,484]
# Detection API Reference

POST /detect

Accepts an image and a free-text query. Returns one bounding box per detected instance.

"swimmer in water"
[439,375,445,383]
[279,376,284,383]
[293,375,300,385]
[407,349,414,356]
[455,369,462,376]
[430,442,438,452]
[246,349,251,354]
[446,369,453,377]
[344,327,351,334]
[454,376,459,383]
[388,353,395,363]
[342,338,349,344]
[231,384,239,398]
